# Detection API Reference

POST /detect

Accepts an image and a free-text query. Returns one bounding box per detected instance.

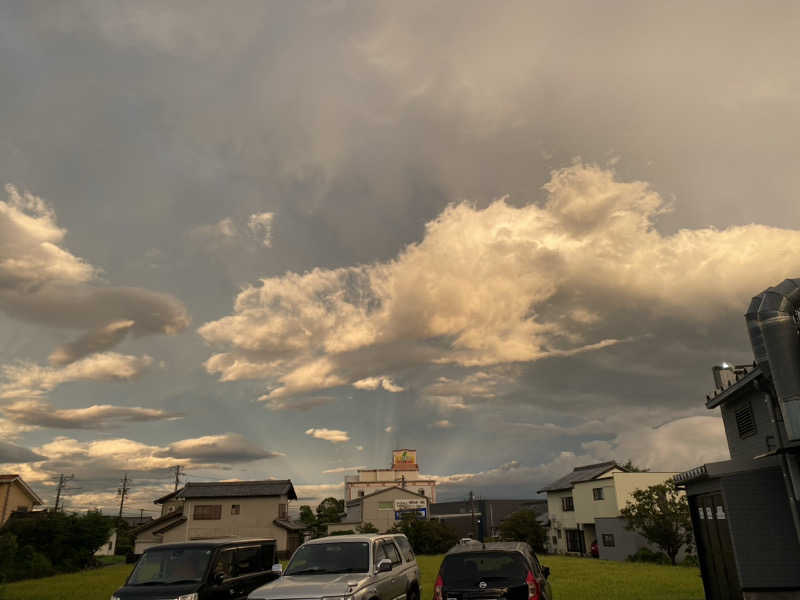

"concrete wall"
[573,478,619,524]
[612,472,679,514]
[361,488,429,533]
[184,496,289,549]
[347,479,436,503]
[0,481,36,525]
[160,498,184,517]
[722,467,800,590]
[594,517,651,561]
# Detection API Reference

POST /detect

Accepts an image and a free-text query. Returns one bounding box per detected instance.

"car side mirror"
[272,563,283,575]
[377,559,393,573]
[213,572,226,585]
[542,566,550,580]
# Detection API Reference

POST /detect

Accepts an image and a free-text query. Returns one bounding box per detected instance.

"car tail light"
[525,570,541,600]
[433,575,444,600]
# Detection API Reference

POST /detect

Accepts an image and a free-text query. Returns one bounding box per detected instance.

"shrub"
[681,554,700,567]
[329,530,356,536]
[389,516,458,554]
[626,547,671,565]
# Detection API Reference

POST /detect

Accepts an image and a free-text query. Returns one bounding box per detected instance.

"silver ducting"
[749,278,800,440]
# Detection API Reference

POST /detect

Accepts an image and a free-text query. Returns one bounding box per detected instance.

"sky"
[2,1,800,516]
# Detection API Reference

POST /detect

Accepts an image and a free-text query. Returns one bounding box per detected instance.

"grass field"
[1,554,703,600]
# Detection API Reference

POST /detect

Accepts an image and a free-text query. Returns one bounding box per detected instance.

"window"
[358,490,365,497]
[565,529,582,553]
[107,542,113,550]
[602,534,615,547]
[374,542,387,565]
[592,487,604,501]
[278,503,288,519]
[557,529,562,539]
[235,546,262,575]
[561,496,574,511]
[395,536,415,562]
[193,504,222,520]
[551,536,557,545]
[383,541,402,565]
[418,489,425,496]
[213,549,235,578]
[735,401,757,438]
[231,504,241,515]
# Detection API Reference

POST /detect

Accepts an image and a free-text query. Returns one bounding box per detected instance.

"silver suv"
[248,534,421,600]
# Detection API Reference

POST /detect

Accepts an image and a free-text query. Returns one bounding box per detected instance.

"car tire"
[407,586,420,600]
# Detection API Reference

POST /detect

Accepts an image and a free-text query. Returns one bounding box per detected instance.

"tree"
[299,505,316,526]
[498,509,546,553]
[389,515,458,554]
[316,497,344,524]
[357,522,379,534]
[620,479,692,565]
[620,459,650,472]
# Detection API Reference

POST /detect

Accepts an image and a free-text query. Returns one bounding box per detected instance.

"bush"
[498,510,546,553]
[626,547,671,565]
[329,530,356,536]
[681,554,699,567]
[0,511,111,582]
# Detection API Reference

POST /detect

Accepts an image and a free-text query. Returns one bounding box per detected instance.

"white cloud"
[305,428,350,443]
[1,399,180,429]
[248,212,275,247]
[433,420,452,429]
[384,425,393,433]
[294,482,345,503]
[199,164,800,400]
[582,415,730,472]
[160,433,285,462]
[355,445,364,451]
[353,376,404,392]
[264,396,335,412]
[321,465,367,474]
[0,353,153,400]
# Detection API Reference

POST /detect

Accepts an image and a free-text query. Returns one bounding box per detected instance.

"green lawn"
[1,554,703,600]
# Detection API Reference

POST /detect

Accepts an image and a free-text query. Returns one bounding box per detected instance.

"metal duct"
[750,278,800,440]
[745,293,769,370]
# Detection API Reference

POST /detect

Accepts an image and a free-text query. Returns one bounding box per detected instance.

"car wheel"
[407,586,419,600]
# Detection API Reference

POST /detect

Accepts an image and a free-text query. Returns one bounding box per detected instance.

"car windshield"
[128,547,213,585]
[284,541,370,575]
[441,552,528,586]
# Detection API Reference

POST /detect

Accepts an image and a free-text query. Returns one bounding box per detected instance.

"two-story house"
[132,480,302,557]
[539,461,678,560]
[0,474,42,526]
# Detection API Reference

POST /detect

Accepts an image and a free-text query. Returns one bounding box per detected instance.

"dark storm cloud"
[0,440,45,463]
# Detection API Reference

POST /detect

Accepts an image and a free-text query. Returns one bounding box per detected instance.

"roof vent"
[735,402,757,439]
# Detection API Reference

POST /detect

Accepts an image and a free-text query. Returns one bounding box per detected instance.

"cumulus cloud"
[305,428,350,443]
[582,415,730,472]
[248,212,275,247]
[355,445,364,451]
[433,420,452,429]
[1,400,181,429]
[0,353,153,400]
[199,164,800,401]
[294,482,344,503]
[353,376,404,392]
[264,396,335,412]
[384,426,393,433]
[0,185,189,359]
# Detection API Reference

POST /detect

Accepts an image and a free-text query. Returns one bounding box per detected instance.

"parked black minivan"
[433,542,553,600]
[112,538,281,600]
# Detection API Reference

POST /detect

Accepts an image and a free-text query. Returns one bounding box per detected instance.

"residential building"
[539,462,678,560]
[430,498,547,541]
[344,449,437,503]
[94,530,117,557]
[328,486,429,534]
[677,363,800,599]
[0,474,43,526]
[132,480,301,557]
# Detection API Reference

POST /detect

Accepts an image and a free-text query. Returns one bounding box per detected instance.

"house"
[94,530,117,557]
[345,449,437,502]
[538,462,679,560]
[327,486,429,534]
[430,498,547,541]
[131,480,301,557]
[0,474,43,526]
[676,363,800,599]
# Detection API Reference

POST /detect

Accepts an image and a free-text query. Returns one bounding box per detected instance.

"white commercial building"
[344,449,437,503]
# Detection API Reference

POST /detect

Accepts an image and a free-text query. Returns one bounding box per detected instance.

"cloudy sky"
[2,1,800,515]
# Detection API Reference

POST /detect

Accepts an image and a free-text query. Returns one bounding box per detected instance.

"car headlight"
[110,596,120,600]
[176,594,199,600]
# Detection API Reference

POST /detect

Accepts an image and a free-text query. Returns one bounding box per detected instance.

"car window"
[284,541,370,575]
[213,549,235,579]
[383,541,402,565]
[235,546,262,575]
[374,542,388,565]
[441,552,528,585]
[128,547,213,585]
[395,537,415,562]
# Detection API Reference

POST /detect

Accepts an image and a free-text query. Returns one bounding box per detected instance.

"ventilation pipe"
[748,278,800,440]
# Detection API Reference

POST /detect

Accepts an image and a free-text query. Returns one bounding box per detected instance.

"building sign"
[392,449,418,470]
[395,508,427,520]
[394,498,427,511]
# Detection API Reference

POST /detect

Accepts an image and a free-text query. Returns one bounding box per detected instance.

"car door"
[381,540,406,600]
[374,540,395,600]
[208,548,237,600]
[232,544,267,598]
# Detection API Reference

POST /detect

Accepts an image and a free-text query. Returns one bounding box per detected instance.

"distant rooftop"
[537,461,625,493]
[155,480,296,504]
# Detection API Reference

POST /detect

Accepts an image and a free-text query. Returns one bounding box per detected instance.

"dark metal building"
[430,498,546,541]
[677,277,800,599]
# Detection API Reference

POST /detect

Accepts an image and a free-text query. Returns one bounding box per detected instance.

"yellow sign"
[392,449,417,470]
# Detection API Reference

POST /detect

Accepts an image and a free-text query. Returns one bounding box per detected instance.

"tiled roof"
[273,519,307,531]
[537,461,623,493]
[130,508,184,534]
[158,480,297,502]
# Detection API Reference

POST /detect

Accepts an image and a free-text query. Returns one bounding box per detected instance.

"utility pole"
[117,474,130,519]
[53,474,74,512]
[173,465,184,491]
[469,490,476,539]
[140,508,145,521]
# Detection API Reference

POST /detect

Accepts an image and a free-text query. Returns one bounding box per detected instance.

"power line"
[173,465,184,491]
[53,474,74,512]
